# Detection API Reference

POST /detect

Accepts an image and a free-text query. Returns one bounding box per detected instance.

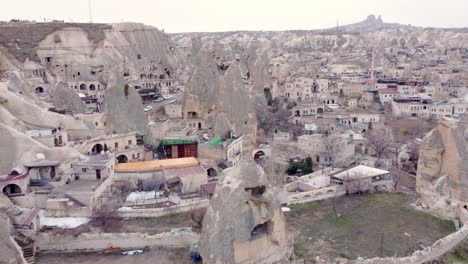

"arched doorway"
[3,184,22,196]
[91,144,103,155]
[207,168,217,178]
[254,151,265,161]
[89,84,96,91]
[317,108,324,114]
[80,84,86,90]
[117,155,128,164]
[35,87,45,94]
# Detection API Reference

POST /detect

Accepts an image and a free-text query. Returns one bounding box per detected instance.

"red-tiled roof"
[379,88,398,94]
[0,172,29,182]
[201,182,217,195]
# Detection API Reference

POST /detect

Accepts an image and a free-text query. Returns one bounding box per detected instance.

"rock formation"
[417,118,468,220]
[0,195,26,264]
[200,161,291,264]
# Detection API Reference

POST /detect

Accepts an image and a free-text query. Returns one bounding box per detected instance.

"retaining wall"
[287,185,347,205]
[118,199,209,218]
[36,230,200,253]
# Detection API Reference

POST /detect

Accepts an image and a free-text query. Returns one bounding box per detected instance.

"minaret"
[370,47,376,84]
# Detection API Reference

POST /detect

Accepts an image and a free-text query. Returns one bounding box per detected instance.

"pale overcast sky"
[1,0,468,33]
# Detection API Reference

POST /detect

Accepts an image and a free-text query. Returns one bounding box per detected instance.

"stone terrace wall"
[36,230,199,253]
[287,185,347,205]
[352,224,468,264]
[117,199,209,218]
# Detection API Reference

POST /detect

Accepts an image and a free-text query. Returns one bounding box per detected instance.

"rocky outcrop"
[184,44,258,148]
[416,118,468,220]
[200,161,291,264]
[0,22,111,62]
[51,81,86,113]
[104,74,156,144]
[0,195,26,264]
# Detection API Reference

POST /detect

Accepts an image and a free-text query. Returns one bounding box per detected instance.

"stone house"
[0,171,29,197]
[378,88,399,105]
[24,159,60,181]
[71,132,145,164]
[114,157,206,194]
[297,133,355,165]
[73,153,115,181]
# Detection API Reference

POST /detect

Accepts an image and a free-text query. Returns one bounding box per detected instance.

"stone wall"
[117,199,209,218]
[287,185,347,205]
[36,230,199,253]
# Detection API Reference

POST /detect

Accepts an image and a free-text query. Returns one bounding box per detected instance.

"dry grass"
[286,193,455,261]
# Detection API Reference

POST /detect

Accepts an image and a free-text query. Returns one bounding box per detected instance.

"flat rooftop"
[115,157,199,173]
[330,165,389,181]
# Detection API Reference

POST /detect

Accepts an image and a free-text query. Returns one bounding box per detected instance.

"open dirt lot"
[286,193,456,261]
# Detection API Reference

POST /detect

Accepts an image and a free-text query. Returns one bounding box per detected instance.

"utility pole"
[380,232,384,257]
[88,0,93,23]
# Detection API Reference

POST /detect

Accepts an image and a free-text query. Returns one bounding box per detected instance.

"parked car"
[162,94,173,100]
[153,97,164,103]
[144,106,153,112]
[121,249,143,256]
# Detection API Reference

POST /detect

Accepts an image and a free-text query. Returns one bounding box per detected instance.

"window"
[82,168,87,173]
[115,142,118,149]
[128,140,132,145]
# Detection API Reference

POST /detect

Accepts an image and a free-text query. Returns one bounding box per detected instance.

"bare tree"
[92,203,121,231]
[366,127,392,160]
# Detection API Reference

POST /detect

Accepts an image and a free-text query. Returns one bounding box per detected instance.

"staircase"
[22,243,35,264]
[15,235,35,264]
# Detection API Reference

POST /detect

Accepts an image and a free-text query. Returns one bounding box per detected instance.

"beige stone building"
[297,133,355,165]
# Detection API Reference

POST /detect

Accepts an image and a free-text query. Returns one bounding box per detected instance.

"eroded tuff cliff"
[417,118,468,220]
[0,22,191,172]
[0,195,27,264]
[200,161,291,264]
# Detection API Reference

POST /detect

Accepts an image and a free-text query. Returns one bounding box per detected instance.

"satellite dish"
[36,153,45,160]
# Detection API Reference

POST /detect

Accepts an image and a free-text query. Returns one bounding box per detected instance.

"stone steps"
[22,243,35,264]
